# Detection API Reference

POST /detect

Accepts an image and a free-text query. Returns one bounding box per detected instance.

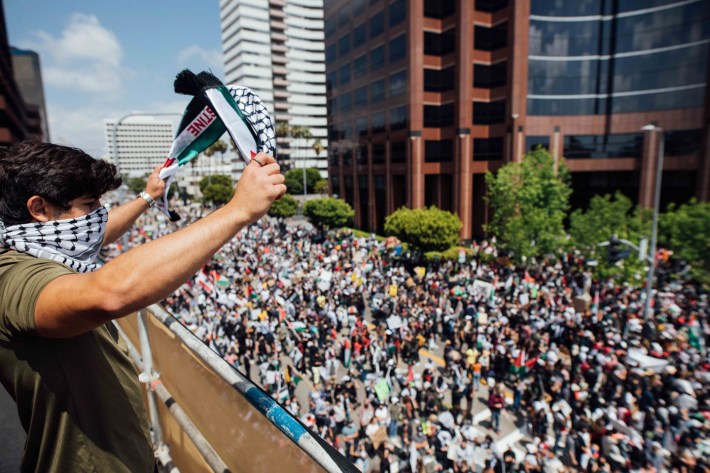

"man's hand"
[228,153,286,224]
[145,165,167,200]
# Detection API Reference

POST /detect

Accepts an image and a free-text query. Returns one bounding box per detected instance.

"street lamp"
[640,123,664,320]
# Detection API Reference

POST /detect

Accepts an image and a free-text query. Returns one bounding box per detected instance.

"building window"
[474,62,507,88]
[526,136,549,152]
[389,34,407,63]
[424,0,455,18]
[339,63,351,85]
[371,79,385,102]
[343,150,353,167]
[665,130,702,156]
[475,0,508,13]
[338,4,350,27]
[563,133,643,159]
[425,139,454,162]
[473,137,503,161]
[354,85,368,107]
[326,43,337,62]
[474,23,507,51]
[357,145,368,164]
[370,11,385,38]
[370,45,385,71]
[391,140,406,163]
[352,0,366,17]
[390,105,408,130]
[326,71,337,91]
[424,66,455,92]
[355,116,369,136]
[339,34,351,57]
[331,176,340,196]
[472,100,506,125]
[372,111,386,133]
[353,23,367,48]
[339,92,352,112]
[389,0,406,26]
[424,30,456,56]
[327,97,336,114]
[389,70,407,97]
[372,143,386,164]
[353,54,368,78]
[328,147,339,166]
[424,103,455,127]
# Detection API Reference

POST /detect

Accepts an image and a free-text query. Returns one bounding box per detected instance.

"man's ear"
[26,196,53,222]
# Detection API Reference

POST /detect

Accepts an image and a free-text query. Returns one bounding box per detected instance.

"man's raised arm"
[35,154,285,338]
[103,165,166,246]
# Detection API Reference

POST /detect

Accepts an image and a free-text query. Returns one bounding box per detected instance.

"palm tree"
[312,139,324,157]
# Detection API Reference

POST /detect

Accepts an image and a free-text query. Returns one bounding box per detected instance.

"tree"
[285,168,323,194]
[269,194,298,221]
[199,174,232,194]
[314,180,329,195]
[485,147,571,263]
[312,139,324,157]
[569,192,650,282]
[659,199,710,284]
[202,183,233,206]
[303,197,354,229]
[384,206,462,252]
[127,177,147,195]
[200,174,233,206]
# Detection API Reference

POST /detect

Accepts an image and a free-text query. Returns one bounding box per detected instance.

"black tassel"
[196,70,224,90]
[168,210,182,222]
[174,69,203,96]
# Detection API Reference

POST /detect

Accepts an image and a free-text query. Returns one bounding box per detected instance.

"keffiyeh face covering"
[0,206,108,273]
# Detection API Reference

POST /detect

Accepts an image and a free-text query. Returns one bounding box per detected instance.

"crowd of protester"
[105,201,710,473]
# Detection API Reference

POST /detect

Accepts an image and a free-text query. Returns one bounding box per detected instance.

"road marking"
[418,349,446,367]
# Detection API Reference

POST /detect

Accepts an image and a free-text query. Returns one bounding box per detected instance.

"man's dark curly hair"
[0,141,122,226]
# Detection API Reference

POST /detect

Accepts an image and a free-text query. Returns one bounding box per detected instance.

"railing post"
[137,310,166,451]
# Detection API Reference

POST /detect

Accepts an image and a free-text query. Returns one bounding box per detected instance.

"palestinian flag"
[157,69,276,221]
[513,350,539,376]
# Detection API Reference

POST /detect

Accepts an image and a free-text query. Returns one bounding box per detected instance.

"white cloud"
[21,13,127,94]
[177,45,224,76]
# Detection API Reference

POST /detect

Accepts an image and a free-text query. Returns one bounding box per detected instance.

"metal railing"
[115,303,356,473]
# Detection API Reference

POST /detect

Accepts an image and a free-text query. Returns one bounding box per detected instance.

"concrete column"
[352,148,361,226]
[368,141,376,231]
[409,134,424,208]
[385,140,393,216]
[552,126,561,173]
[639,128,661,208]
[698,123,710,201]
[458,132,473,241]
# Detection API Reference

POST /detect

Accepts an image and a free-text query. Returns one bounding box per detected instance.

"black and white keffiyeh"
[0,207,108,273]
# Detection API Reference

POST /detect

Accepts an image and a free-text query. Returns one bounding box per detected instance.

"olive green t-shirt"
[0,250,154,472]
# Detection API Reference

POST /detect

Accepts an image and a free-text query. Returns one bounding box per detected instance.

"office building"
[104,118,175,177]
[325,0,710,239]
[220,0,328,174]
[0,1,43,144]
[11,47,49,141]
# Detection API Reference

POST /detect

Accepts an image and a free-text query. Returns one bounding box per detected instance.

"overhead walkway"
[115,304,357,473]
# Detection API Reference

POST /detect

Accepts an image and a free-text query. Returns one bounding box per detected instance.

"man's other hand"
[145,165,167,200]
[229,153,286,224]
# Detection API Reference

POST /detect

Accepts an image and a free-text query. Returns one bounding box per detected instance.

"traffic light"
[606,235,630,264]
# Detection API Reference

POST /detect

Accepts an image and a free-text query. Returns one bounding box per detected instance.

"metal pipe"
[115,321,230,473]
[642,125,664,321]
[137,310,165,448]
[145,303,348,473]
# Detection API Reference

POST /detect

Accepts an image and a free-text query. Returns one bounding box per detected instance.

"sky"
[6,0,225,157]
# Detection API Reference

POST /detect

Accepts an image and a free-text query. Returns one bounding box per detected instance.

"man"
[489,385,505,433]
[0,142,285,472]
